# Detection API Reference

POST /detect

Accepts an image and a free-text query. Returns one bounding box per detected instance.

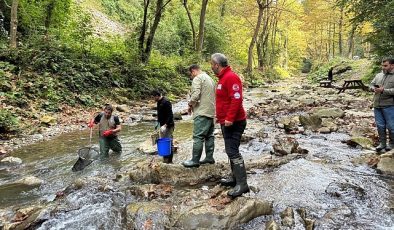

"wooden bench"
[337,79,368,93]
[319,80,332,88]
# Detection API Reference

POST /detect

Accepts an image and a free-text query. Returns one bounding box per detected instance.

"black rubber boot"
[376,129,387,152]
[227,157,249,198]
[163,154,173,164]
[386,133,394,151]
[220,161,235,186]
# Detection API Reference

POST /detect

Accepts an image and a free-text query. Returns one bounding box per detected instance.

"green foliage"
[0,110,20,136]
[344,0,394,57]
[203,20,229,58]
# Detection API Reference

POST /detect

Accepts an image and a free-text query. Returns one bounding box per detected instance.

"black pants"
[221,120,246,159]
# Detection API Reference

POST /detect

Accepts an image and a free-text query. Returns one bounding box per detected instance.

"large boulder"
[299,114,322,131]
[271,137,309,156]
[128,161,225,185]
[173,197,272,229]
[16,176,44,187]
[346,136,374,149]
[0,156,22,165]
[377,151,394,175]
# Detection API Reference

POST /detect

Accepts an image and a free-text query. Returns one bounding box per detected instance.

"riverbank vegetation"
[0,0,393,138]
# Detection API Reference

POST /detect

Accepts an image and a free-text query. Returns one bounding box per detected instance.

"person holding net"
[88,104,122,157]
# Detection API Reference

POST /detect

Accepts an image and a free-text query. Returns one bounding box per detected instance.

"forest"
[0,0,393,137]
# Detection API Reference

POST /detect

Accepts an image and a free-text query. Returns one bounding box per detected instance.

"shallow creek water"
[0,87,393,229]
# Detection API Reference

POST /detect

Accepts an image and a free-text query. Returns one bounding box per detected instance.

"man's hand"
[103,130,114,137]
[88,119,95,128]
[187,105,192,115]
[160,125,167,133]
[374,86,384,94]
[224,120,233,126]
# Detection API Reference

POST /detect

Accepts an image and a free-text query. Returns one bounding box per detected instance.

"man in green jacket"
[370,58,394,152]
[182,64,216,168]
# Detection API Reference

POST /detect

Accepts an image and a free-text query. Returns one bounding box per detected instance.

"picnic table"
[337,79,368,93]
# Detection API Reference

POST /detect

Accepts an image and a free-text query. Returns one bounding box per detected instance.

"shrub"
[0,110,20,137]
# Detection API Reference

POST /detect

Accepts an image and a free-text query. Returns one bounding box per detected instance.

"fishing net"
[78,146,99,160]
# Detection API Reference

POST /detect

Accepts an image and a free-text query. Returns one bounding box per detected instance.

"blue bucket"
[157,138,171,156]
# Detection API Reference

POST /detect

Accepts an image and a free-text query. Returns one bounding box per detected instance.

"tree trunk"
[220,0,227,17]
[9,0,18,48]
[246,0,265,77]
[347,24,357,58]
[332,23,335,58]
[196,0,208,53]
[257,2,270,69]
[44,0,55,39]
[182,0,196,49]
[139,0,150,62]
[338,6,343,57]
[143,0,165,63]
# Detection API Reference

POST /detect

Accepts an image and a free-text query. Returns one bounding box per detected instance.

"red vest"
[215,66,246,124]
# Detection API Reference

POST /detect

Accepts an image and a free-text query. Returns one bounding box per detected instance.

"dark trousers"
[220,120,246,159]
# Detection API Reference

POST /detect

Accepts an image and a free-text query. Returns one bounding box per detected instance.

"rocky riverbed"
[0,77,393,229]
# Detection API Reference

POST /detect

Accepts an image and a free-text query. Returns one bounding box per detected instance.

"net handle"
[89,127,93,146]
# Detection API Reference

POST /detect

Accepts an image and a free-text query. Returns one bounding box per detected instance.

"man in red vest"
[211,53,249,198]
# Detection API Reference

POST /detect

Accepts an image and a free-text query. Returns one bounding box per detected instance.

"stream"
[0,84,393,229]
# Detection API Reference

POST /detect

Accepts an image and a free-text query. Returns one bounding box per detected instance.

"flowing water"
[1,89,393,229]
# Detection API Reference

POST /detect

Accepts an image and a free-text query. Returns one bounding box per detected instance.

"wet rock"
[126,201,171,230]
[297,208,315,230]
[299,114,322,131]
[280,207,294,227]
[6,205,43,230]
[377,151,394,175]
[173,112,183,120]
[128,161,224,185]
[346,137,373,149]
[318,127,331,134]
[313,108,345,119]
[116,104,130,113]
[271,137,308,156]
[321,118,338,132]
[40,115,56,125]
[0,156,22,165]
[16,176,43,187]
[325,180,366,199]
[248,154,304,169]
[266,220,280,230]
[278,116,299,133]
[174,197,272,229]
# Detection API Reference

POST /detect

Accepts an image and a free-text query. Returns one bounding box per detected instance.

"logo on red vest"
[232,84,240,91]
[234,92,241,99]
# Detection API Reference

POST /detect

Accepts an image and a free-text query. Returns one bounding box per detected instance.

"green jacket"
[189,72,215,119]
[370,72,394,108]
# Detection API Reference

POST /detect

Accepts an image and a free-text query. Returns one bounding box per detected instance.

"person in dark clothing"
[151,90,175,163]
[211,53,249,198]
[328,67,334,81]
[88,104,122,157]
